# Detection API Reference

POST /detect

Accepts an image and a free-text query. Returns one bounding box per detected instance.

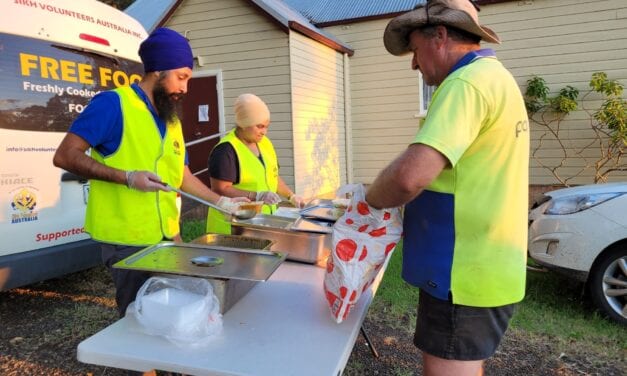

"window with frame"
[420,78,437,115]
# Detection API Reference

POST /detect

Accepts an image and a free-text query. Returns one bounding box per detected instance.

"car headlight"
[544,192,625,215]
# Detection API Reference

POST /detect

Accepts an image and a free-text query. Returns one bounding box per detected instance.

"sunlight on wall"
[289,33,345,198]
[292,96,341,197]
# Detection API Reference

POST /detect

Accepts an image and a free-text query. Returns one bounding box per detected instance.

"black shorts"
[413,289,516,361]
[101,243,151,318]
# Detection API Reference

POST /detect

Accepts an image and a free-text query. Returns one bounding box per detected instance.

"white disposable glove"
[216,196,242,214]
[126,170,164,192]
[231,196,251,204]
[256,191,281,205]
[289,194,305,208]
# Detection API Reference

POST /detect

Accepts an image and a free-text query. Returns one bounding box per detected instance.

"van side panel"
[0,239,101,290]
[0,0,147,290]
[0,34,144,257]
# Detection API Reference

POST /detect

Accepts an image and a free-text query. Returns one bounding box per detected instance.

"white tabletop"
[77,261,383,376]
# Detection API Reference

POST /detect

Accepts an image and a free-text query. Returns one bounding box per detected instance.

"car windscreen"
[0,33,143,132]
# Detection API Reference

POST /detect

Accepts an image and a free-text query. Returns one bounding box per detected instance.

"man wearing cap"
[206,93,305,234]
[53,27,246,317]
[366,1,529,375]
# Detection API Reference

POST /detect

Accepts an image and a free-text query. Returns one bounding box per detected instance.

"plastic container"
[140,287,206,333]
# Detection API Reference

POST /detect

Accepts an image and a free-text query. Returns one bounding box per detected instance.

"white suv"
[528,182,627,325]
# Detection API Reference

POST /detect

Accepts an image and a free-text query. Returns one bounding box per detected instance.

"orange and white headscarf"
[234,93,270,128]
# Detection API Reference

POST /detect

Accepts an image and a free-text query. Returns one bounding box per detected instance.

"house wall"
[324,20,421,185]
[288,32,347,197]
[480,0,627,185]
[326,0,627,185]
[163,0,297,187]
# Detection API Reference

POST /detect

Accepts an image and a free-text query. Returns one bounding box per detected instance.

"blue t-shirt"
[69,83,188,163]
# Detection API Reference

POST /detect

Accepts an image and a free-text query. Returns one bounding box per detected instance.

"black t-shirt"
[208,142,264,184]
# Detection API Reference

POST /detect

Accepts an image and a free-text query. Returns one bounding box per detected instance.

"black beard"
[153,82,184,123]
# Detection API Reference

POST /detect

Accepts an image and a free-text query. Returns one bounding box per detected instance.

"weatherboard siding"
[163,0,296,187]
[480,0,627,184]
[289,31,347,197]
[325,19,421,185]
[326,0,627,185]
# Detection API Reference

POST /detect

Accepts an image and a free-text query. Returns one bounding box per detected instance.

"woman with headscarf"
[206,93,305,234]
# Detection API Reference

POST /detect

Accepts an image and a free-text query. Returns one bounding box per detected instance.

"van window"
[0,33,143,133]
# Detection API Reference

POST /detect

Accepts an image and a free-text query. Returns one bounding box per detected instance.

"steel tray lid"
[113,242,286,281]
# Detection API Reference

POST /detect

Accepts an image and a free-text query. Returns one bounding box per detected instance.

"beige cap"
[234,93,270,128]
[383,0,500,56]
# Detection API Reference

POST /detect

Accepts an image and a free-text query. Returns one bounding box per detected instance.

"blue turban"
[138,28,193,72]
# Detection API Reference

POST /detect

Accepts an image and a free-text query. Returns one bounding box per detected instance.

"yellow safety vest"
[85,86,185,245]
[206,129,278,234]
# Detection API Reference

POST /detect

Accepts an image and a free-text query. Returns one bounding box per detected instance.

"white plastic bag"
[324,184,403,323]
[127,276,222,347]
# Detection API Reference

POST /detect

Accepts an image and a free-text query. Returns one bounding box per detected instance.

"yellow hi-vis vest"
[85,86,185,246]
[206,129,278,234]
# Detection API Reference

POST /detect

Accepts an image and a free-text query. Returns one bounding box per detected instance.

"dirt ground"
[0,265,625,376]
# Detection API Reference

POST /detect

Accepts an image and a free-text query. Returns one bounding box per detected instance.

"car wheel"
[588,244,627,325]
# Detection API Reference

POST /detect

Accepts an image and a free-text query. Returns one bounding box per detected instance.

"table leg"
[360,325,379,358]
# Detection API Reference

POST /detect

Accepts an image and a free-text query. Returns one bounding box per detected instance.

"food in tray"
[237,201,264,213]
[332,198,350,209]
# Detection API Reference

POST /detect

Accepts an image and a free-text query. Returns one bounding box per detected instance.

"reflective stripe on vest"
[206,129,278,234]
[85,86,185,245]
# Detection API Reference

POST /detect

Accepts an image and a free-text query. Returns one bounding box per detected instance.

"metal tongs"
[160,182,257,220]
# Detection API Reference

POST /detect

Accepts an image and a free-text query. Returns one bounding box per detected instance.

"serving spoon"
[160,182,257,220]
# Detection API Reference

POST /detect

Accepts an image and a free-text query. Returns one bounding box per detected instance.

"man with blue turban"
[54,28,248,318]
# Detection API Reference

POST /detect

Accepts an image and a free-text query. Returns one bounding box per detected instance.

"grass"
[512,269,626,354]
[181,219,207,242]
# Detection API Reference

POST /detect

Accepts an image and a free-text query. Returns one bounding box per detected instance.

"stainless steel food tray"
[113,242,285,281]
[190,234,274,250]
[291,217,333,234]
[231,214,331,263]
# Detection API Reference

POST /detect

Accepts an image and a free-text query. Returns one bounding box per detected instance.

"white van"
[0,0,148,290]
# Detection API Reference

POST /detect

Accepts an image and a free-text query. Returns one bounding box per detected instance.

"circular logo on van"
[12,188,37,213]
[9,187,39,224]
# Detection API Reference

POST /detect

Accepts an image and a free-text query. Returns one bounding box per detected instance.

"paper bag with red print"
[323,184,403,323]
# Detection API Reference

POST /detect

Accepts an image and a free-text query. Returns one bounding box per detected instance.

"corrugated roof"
[125,0,429,32]
[125,0,178,32]
[125,0,353,54]
[252,0,351,50]
[281,0,425,25]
